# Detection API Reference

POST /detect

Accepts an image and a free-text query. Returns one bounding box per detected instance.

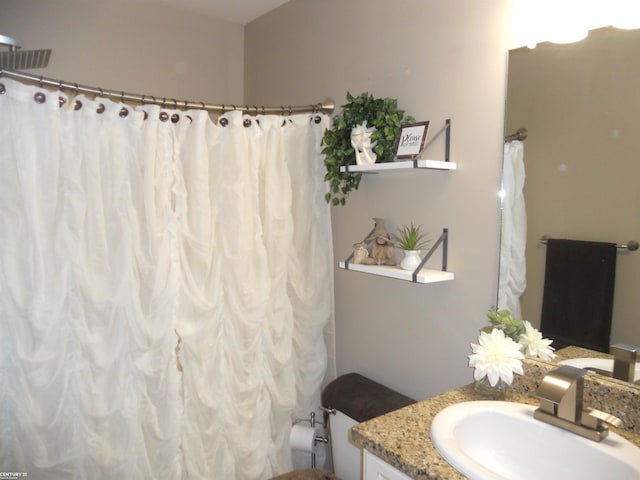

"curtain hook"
[173,99,177,110]
[121,91,125,103]
[162,98,167,108]
[183,100,188,111]
[39,76,43,88]
[58,80,64,92]
[99,87,104,98]
[200,101,205,110]
[141,94,146,105]
[73,83,79,96]
[150,95,156,106]
[288,106,292,115]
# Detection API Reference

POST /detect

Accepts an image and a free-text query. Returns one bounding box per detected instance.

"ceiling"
[147,0,291,25]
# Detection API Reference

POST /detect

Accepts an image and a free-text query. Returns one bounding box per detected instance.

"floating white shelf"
[339,159,456,173]
[338,262,454,284]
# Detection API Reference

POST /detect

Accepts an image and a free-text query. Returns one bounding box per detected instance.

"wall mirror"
[500,26,640,386]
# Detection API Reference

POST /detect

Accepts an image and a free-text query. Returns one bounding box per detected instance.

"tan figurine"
[352,242,370,264]
[359,218,396,265]
[369,234,396,265]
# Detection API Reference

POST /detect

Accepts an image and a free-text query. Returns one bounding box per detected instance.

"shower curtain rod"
[0,68,335,115]
[505,127,528,142]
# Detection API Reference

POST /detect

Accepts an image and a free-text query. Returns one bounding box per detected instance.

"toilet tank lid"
[321,373,416,423]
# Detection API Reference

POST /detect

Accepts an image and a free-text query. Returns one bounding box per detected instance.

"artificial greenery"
[393,222,431,251]
[321,92,415,206]
[482,309,526,342]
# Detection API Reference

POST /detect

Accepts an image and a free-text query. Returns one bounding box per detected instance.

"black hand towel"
[540,239,617,353]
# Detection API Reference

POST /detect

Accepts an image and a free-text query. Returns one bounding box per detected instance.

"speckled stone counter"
[350,349,640,480]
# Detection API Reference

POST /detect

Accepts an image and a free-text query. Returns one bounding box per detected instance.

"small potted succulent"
[393,222,431,270]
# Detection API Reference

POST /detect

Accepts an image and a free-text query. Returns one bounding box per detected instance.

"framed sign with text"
[394,121,430,159]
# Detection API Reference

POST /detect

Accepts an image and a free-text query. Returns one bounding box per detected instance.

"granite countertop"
[350,383,534,480]
[350,347,640,480]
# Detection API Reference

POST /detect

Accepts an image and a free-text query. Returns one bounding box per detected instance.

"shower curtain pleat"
[0,78,333,480]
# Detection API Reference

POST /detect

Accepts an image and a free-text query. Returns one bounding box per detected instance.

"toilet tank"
[321,373,416,480]
[328,410,360,480]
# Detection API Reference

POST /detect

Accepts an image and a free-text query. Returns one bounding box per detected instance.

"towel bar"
[539,236,638,252]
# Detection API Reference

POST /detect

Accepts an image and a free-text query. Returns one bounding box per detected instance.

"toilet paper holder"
[293,412,328,468]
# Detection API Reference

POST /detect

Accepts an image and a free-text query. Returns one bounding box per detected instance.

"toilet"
[320,373,416,480]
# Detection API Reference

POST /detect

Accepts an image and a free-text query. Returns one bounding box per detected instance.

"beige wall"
[507,28,640,345]
[1,0,244,104]
[246,0,512,400]
[2,0,514,401]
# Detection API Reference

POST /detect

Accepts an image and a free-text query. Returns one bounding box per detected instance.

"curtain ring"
[288,106,292,115]
[150,95,156,106]
[173,99,177,110]
[39,76,43,88]
[141,94,146,105]
[200,101,205,110]
[98,87,104,98]
[183,100,188,110]
[58,80,64,92]
[162,98,167,108]
[74,83,79,96]
[121,91,125,103]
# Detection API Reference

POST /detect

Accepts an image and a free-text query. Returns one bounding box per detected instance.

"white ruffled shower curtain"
[0,77,333,479]
[498,140,526,319]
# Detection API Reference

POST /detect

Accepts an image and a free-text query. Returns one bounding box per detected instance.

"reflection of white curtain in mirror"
[498,141,526,319]
[510,0,640,49]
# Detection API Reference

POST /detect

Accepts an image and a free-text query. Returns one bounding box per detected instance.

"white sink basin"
[430,401,640,480]
[558,357,640,382]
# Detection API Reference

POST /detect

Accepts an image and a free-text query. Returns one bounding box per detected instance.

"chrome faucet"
[611,343,639,382]
[534,365,623,441]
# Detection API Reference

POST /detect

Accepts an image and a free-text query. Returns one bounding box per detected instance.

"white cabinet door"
[363,450,412,480]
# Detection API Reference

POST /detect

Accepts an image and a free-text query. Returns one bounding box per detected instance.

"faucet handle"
[582,408,623,431]
[611,343,639,382]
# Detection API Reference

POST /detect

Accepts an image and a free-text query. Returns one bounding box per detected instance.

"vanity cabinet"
[363,450,412,480]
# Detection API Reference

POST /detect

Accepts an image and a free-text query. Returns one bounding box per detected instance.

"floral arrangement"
[468,309,556,387]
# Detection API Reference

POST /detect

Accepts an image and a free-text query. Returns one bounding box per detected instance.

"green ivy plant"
[321,92,415,206]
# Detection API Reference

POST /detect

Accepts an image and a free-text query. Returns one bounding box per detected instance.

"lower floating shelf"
[339,262,454,284]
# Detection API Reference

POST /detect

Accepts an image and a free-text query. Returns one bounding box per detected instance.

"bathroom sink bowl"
[558,357,640,382]
[430,401,640,480]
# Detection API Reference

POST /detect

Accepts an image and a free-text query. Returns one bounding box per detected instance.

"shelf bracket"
[412,118,451,164]
[411,228,449,283]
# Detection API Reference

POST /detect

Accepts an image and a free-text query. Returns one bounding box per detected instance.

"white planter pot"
[400,250,422,271]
